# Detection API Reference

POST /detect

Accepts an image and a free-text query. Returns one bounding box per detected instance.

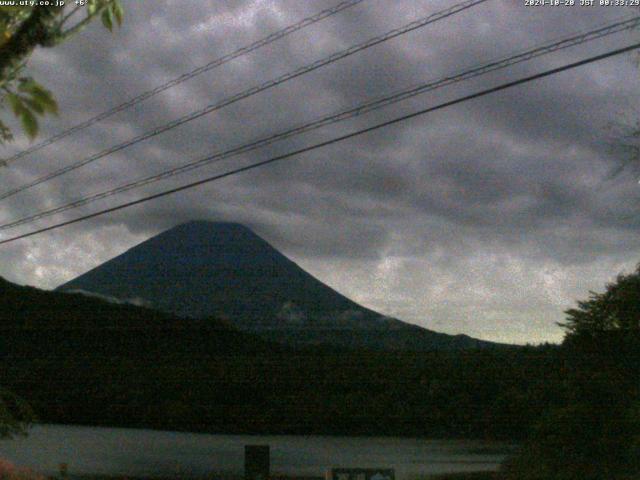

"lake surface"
[0,425,514,479]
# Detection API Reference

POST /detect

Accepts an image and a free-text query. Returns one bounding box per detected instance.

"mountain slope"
[57,221,499,350]
[0,274,276,360]
[0,276,546,439]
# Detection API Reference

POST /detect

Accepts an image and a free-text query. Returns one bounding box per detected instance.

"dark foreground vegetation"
[0,275,549,439]
[502,265,640,479]
[424,474,499,480]
[1,264,639,479]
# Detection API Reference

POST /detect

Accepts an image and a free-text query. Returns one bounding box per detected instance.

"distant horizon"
[1,1,638,345]
[35,219,567,346]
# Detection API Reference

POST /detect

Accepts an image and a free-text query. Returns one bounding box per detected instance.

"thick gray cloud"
[1,0,639,344]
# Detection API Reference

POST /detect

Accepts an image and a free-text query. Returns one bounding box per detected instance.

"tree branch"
[0,6,64,79]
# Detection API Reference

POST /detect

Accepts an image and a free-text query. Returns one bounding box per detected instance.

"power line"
[0,0,489,202]
[0,0,368,166]
[2,15,638,231]
[1,41,638,246]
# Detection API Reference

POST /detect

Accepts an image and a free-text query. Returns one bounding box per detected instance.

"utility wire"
[1,41,638,246]
[2,15,638,231]
[0,0,368,166]
[0,0,489,201]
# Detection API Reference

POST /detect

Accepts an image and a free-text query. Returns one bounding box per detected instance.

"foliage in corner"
[2,74,58,144]
[0,0,124,148]
[559,264,640,336]
[504,263,640,480]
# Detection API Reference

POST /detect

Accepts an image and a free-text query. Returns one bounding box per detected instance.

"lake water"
[0,425,513,479]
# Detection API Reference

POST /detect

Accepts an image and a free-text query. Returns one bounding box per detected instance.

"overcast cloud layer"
[1,0,640,344]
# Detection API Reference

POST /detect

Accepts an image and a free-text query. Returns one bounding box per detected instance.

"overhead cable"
[2,40,638,245]
[2,15,638,231]
[0,0,489,201]
[0,0,369,166]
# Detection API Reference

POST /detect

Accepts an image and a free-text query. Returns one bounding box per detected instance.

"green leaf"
[6,92,23,116]
[28,85,58,115]
[19,107,38,140]
[112,1,124,26]
[101,6,113,31]
[23,97,45,115]
[16,77,38,93]
[0,119,13,146]
[87,0,99,16]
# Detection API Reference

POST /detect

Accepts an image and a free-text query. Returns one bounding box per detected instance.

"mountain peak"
[175,220,252,231]
[57,220,500,350]
[58,219,354,320]
[153,220,259,243]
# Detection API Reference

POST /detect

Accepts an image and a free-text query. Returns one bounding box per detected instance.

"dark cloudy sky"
[1,0,639,344]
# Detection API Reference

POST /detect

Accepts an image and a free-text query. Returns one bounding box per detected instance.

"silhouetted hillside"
[0,274,276,360]
[0,276,553,439]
